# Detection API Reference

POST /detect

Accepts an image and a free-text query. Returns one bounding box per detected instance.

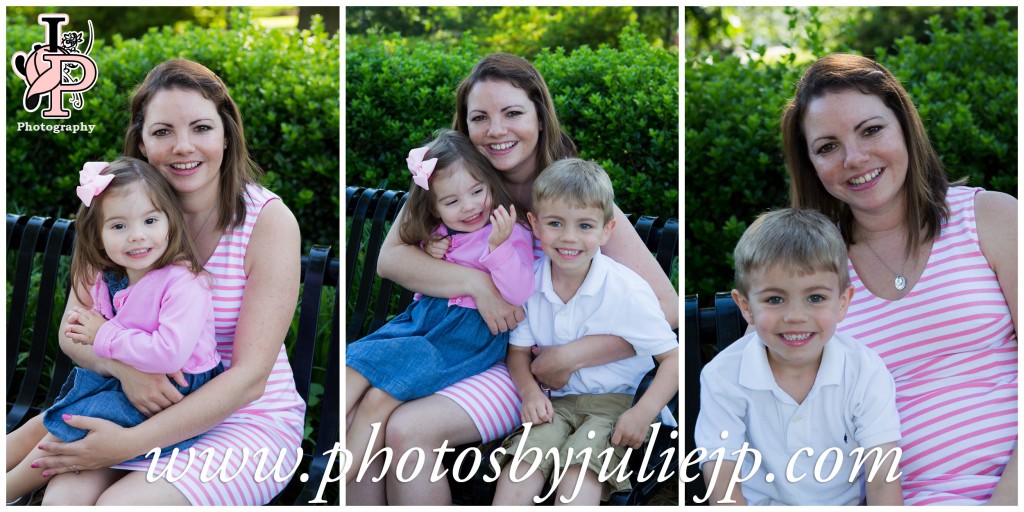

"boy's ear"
[527,211,539,232]
[731,289,755,325]
[599,218,616,245]
[836,284,855,321]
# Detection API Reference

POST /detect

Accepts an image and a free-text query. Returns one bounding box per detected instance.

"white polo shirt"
[509,250,678,424]
[695,331,901,505]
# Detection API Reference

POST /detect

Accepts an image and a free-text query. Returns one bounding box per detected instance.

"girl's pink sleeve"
[478,224,535,306]
[92,272,210,374]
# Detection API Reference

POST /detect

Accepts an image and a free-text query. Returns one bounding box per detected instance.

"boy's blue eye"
[808,294,825,303]
[580,223,593,230]
[548,221,562,228]
[766,296,783,304]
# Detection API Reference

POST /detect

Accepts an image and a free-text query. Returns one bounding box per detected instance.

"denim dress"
[347,296,508,402]
[42,272,224,463]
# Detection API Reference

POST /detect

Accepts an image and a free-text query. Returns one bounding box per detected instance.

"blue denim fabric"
[43,362,225,462]
[347,296,508,401]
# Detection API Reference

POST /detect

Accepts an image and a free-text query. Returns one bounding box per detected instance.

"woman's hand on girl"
[424,236,450,259]
[34,415,137,476]
[110,363,187,417]
[65,306,106,346]
[488,204,516,252]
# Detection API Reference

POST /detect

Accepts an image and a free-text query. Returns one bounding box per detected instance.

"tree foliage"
[684,7,1017,302]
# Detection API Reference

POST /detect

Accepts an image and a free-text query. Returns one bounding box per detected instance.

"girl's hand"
[424,236,451,259]
[111,364,187,417]
[66,307,106,346]
[487,205,516,252]
[520,389,553,426]
[34,415,138,475]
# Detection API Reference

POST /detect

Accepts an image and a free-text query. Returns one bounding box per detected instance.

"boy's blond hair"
[734,208,850,295]
[531,158,614,224]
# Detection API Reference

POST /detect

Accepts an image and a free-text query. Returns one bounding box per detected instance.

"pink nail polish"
[42,472,51,478]
[30,462,38,468]
[62,414,72,421]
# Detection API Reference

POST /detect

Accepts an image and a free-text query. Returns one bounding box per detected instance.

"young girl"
[345,129,534,482]
[6,157,223,502]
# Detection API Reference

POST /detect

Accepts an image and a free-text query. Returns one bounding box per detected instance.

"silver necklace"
[192,208,216,245]
[862,237,910,292]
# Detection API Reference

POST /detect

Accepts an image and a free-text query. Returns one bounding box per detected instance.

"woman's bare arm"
[602,205,679,328]
[377,206,523,333]
[38,200,301,468]
[976,191,1017,336]
[975,191,1018,505]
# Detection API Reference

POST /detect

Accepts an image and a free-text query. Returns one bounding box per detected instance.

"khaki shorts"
[499,393,639,501]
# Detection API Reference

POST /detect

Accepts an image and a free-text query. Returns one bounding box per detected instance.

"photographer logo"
[11,14,98,119]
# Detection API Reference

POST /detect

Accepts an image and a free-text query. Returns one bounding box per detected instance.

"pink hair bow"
[407,146,437,190]
[76,161,113,207]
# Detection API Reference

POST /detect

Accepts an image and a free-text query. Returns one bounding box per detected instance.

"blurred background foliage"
[347,6,677,57]
[685,6,1017,303]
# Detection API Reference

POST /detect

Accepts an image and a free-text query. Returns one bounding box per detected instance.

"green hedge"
[346,24,678,219]
[684,7,1017,300]
[5,10,340,250]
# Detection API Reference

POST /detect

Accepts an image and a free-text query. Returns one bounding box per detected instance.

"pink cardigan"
[415,222,535,309]
[90,264,220,375]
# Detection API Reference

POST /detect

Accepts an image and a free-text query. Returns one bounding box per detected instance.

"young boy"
[491,159,679,505]
[695,208,903,505]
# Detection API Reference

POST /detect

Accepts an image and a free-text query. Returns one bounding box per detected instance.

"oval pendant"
[894,275,907,291]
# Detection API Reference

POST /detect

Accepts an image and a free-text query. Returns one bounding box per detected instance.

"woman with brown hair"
[348,53,679,505]
[782,53,1017,505]
[30,59,305,505]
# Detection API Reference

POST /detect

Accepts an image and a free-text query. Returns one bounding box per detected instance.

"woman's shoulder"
[243,183,282,207]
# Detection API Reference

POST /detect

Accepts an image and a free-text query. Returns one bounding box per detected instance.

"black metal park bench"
[347,186,680,506]
[6,214,341,506]
[683,292,747,505]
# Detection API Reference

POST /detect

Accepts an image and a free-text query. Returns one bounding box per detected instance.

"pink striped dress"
[114,184,306,505]
[838,186,1017,505]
